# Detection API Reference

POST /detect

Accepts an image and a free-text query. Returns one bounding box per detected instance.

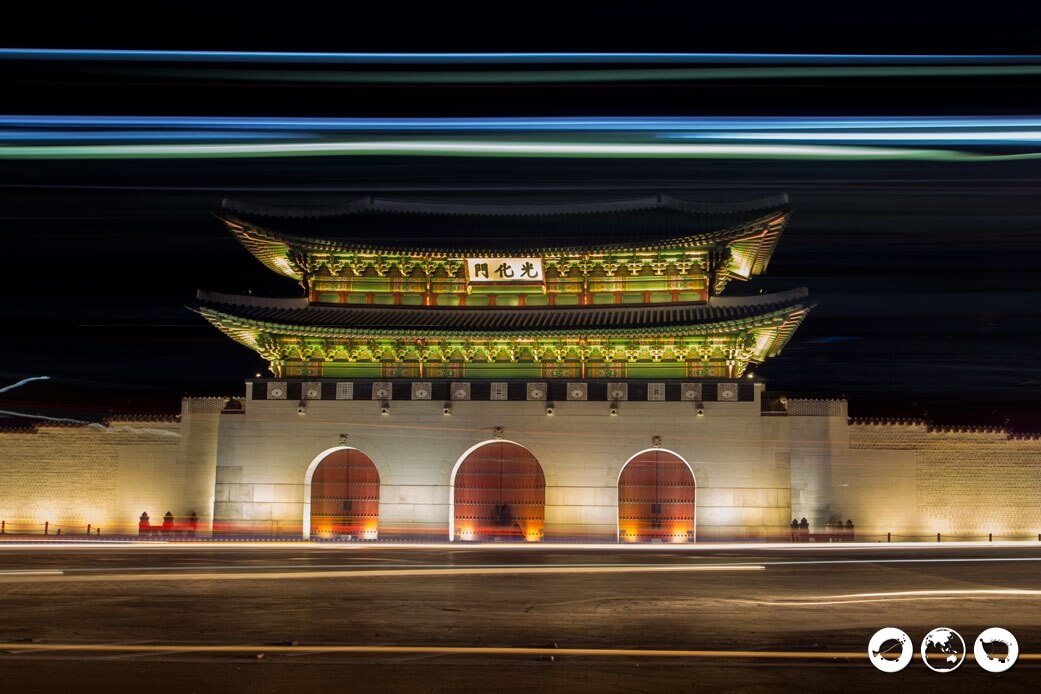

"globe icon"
[920,627,965,672]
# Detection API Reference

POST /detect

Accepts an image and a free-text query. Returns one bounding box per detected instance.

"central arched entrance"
[308,448,380,540]
[618,449,695,543]
[452,441,545,542]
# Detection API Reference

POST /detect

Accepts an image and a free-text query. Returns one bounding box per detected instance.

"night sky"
[1,10,1040,429]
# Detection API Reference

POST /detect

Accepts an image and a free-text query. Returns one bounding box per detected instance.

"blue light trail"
[3,50,1040,64]
[3,116,1041,161]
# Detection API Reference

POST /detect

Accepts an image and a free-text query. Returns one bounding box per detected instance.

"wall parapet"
[849,418,1040,444]
[786,398,845,417]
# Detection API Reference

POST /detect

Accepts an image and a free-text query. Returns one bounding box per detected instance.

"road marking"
[0,642,1037,661]
[0,570,63,576]
[737,588,1041,606]
[0,564,763,583]
[763,557,1041,568]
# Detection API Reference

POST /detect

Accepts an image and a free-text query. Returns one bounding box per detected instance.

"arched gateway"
[618,449,696,542]
[306,447,380,539]
[451,441,545,542]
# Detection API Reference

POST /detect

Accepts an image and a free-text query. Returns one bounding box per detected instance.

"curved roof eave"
[221,193,790,219]
[222,209,790,260]
[193,288,814,340]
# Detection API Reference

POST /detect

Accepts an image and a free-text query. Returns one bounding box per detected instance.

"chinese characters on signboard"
[466,258,544,284]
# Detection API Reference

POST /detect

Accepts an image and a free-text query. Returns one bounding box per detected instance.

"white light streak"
[0,407,179,438]
[0,375,50,394]
[0,564,764,584]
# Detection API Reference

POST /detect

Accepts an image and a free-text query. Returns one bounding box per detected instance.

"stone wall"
[8,388,1034,543]
[0,398,221,536]
[845,422,1041,539]
[787,399,850,529]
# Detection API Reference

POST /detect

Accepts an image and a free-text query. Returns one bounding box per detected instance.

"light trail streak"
[0,564,764,584]
[2,49,1039,64]
[5,116,1041,160]
[673,131,1041,145]
[5,114,1041,131]
[0,141,985,161]
[113,65,1041,84]
[738,588,1041,607]
[0,376,50,394]
[0,642,1037,662]
[840,588,1041,599]
[0,540,1038,551]
[19,557,1041,579]
[0,409,88,424]
[0,409,180,437]
[2,556,1039,582]
[0,130,304,142]
[15,562,761,574]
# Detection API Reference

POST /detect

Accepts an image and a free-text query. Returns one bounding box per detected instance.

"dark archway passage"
[309,448,380,539]
[618,449,695,542]
[453,441,545,542]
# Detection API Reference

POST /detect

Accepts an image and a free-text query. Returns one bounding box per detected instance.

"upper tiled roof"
[223,192,788,219]
[220,192,789,254]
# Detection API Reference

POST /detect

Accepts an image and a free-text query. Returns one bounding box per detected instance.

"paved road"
[0,543,1038,692]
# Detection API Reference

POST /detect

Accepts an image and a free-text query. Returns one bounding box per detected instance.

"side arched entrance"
[451,441,545,542]
[307,447,380,539]
[617,449,696,543]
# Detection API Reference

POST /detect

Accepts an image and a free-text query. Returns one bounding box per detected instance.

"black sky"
[1,9,1040,429]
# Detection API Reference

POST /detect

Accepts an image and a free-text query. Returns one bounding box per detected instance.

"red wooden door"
[310,449,380,538]
[618,450,695,542]
[454,442,545,541]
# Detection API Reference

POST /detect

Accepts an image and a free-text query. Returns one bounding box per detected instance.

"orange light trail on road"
[0,642,1038,661]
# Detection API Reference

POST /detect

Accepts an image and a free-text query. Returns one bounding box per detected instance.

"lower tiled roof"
[195,288,812,333]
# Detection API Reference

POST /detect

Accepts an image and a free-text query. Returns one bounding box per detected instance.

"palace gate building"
[2,192,1039,541]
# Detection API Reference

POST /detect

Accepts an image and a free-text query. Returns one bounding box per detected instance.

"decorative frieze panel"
[411,382,432,400]
[451,382,471,401]
[717,382,739,401]
[681,383,702,401]
[252,380,756,402]
[526,383,548,401]
[567,383,588,401]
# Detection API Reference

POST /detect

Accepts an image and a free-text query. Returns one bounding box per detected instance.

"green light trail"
[4,140,1036,161]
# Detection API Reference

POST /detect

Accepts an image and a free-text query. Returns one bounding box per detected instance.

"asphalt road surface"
[0,542,1038,692]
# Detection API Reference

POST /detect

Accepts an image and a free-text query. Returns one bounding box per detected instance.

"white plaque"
[466,257,544,283]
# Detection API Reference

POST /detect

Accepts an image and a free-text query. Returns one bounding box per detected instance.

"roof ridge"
[221,193,789,219]
[195,289,308,309]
